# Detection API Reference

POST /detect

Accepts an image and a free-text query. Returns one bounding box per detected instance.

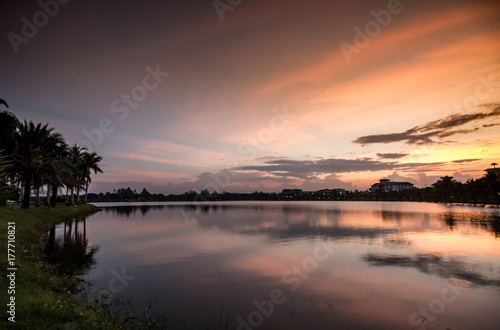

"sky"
[1,0,500,194]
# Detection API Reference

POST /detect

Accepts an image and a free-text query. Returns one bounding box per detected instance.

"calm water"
[48,201,500,329]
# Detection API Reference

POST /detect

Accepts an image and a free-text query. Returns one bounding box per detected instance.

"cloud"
[353,103,500,146]
[451,159,481,164]
[418,172,443,187]
[376,153,408,159]
[90,165,477,194]
[235,157,445,179]
[387,172,418,185]
[293,174,356,191]
[387,171,473,188]
[450,172,474,183]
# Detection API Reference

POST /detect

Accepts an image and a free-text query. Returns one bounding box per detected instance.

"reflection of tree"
[380,210,403,223]
[442,212,456,229]
[103,205,168,218]
[470,213,500,238]
[44,217,99,275]
[363,253,500,287]
[438,211,500,237]
[99,204,500,238]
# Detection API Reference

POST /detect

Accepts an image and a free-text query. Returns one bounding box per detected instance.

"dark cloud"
[376,153,409,159]
[451,159,481,164]
[436,127,480,138]
[235,157,445,178]
[354,103,500,145]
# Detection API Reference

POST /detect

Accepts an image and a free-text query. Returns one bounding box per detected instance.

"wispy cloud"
[451,159,481,164]
[235,157,446,179]
[354,103,500,146]
[377,153,408,159]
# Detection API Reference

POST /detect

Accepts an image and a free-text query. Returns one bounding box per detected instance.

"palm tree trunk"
[51,184,58,208]
[22,179,31,209]
[76,188,80,204]
[18,182,23,203]
[45,184,51,206]
[71,187,75,205]
[85,181,89,202]
[35,187,40,207]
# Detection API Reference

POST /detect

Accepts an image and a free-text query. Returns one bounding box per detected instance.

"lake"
[46,201,500,329]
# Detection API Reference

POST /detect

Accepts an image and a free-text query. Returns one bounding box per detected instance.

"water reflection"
[44,217,99,275]
[84,202,500,329]
[98,202,500,237]
[363,253,500,287]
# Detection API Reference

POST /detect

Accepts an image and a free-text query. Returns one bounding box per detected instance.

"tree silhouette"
[67,145,86,205]
[14,121,65,208]
[0,98,8,108]
[432,176,458,203]
[0,152,15,206]
[0,105,19,159]
[82,151,103,202]
[0,100,104,208]
[45,144,73,208]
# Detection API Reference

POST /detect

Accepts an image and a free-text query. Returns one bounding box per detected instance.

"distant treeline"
[87,171,500,205]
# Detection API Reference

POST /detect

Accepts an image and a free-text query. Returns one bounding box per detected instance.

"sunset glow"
[1,0,499,194]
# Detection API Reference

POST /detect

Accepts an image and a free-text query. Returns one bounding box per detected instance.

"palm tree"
[82,151,103,202]
[67,144,86,205]
[0,102,19,202]
[0,151,16,206]
[45,143,71,208]
[432,176,458,203]
[0,98,8,108]
[0,102,19,159]
[14,121,64,209]
[483,169,500,205]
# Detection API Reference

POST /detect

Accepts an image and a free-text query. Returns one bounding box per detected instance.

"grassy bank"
[0,203,125,329]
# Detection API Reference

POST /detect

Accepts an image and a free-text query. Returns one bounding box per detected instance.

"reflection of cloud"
[362,253,500,287]
[241,223,398,241]
[448,278,472,288]
[354,104,500,146]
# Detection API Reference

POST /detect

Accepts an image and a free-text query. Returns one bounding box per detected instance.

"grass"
[0,202,125,329]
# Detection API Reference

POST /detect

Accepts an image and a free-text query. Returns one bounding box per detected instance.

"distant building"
[281,189,303,196]
[315,188,346,195]
[369,179,415,192]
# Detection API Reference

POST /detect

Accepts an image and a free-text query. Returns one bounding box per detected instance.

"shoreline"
[90,199,500,208]
[1,203,176,329]
[0,203,124,329]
